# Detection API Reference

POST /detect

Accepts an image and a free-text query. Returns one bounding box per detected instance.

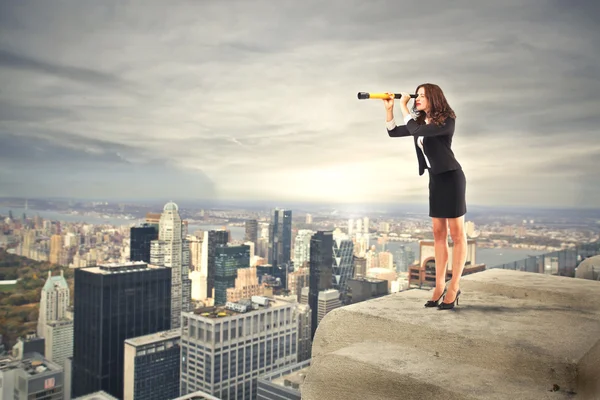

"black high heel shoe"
[438,289,461,310]
[424,286,447,307]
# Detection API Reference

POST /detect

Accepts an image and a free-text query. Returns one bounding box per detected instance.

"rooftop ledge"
[301,269,600,400]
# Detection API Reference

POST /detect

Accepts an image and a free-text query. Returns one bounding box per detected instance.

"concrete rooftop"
[301,269,600,399]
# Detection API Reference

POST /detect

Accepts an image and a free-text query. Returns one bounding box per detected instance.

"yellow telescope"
[357,92,417,100]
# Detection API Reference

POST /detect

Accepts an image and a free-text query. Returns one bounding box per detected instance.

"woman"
[383,83,467,310]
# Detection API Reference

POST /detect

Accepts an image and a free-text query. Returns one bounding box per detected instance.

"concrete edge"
[310,306,582,390]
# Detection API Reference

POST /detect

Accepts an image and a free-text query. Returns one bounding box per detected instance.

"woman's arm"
[384,92,410,137]
[386,113,413,137]
[406,117,454,137]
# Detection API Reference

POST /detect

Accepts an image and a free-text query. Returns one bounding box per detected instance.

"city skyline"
[0,1,599,208]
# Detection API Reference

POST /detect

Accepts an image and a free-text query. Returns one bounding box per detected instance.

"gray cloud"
[0,0,598,208]
[0,49,127,88]
[0,132,216,200]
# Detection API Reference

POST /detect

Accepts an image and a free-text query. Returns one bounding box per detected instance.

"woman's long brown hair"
[412,83,456,126]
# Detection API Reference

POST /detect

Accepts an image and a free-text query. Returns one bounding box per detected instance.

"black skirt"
[428,168,467,218]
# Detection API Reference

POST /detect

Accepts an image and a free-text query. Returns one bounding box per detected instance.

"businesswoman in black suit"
[383,83,467,310]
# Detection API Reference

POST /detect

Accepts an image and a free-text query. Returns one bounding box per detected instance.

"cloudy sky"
[0,0,598,209]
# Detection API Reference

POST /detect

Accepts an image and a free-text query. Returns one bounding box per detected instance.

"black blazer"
[387,117,462,176]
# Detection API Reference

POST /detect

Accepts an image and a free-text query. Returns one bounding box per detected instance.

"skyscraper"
[332,233,355,298]
[37,270,70,338]
[150,202,192,328]
[180,297,299,399]
[206,230,230,300]
[49,234,62,265]
[293,230,313,268]
[130,224,158,263]
[269,209,292,289]
[71,262,172,399]
[244,219,258,246]
[309,231,333,340]
[124,329,181,400]
[214,244,251,306]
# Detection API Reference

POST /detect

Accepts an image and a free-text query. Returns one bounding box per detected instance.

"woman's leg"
[431,217,449,300]
[445,215,467,302]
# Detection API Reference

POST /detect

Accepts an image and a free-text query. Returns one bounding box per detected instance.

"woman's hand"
[383,92,395,111]
[400,92,412,105]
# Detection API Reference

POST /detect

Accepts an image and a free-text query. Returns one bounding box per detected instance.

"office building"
[130,224,158,263]
[226,267,266,303]
[287,268,309,303]
[71,262,172,399]
[12,332,45,360]
[308,231,333,340]
[268,209,292,289]
[150,201,192,328]
[317,289,341,326]
[257,360,310,400]
[206,230,230,300]
[37,271,70,338]
[188,234,204,272]
[332,233,354,298]
[124,329,181,400]
[345,276,388,305]
[180,296,299,400]
[214,244,251,305]
[0,352,63,400]
[43,319,73,367]
[244,220,258,247]
[292,230,313,268]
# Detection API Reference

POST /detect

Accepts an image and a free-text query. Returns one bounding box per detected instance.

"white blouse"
[386,114,431,168]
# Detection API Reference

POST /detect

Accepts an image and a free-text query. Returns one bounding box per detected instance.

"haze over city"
[0,0,599,208]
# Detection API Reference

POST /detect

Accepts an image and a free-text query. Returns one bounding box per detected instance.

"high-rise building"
[145,212,161,230]
[378,251,393,269]
[308,231,333,340]
[244,220,258,246]
[180,297,299,400]
[226,267,266,304]
[317,289,342,326]
[332,233,354,298]
[270,294,312,364]
[345,277,388,305]
[296,303,312,362]
[44,319,73,367]
[305,214,312,224]
[22,230,36,259]
[293,230,313,268]
[124,329,181,400]
[150,202,192,328]
[11,333,45,360]
[257,360,310,400]
[71,262,172,399]
[268,209,292,289]
[287,268,309,303]
[206,230,230,299]
[130,224,158,263]
[49,234,62,265]
[190,231,210,301]
[188,235,204,272]
[214,245,251,305]
[0,353,64,400]
[37,270,70,338]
